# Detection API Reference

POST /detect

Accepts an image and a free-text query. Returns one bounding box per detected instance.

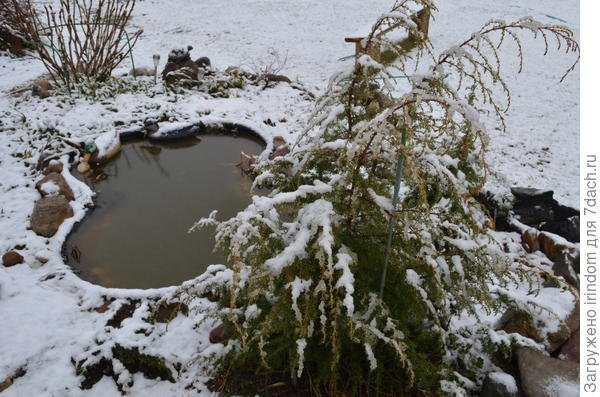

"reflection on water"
[65,134,265,289]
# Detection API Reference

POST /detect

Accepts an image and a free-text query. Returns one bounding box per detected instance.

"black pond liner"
[63,122,267,289]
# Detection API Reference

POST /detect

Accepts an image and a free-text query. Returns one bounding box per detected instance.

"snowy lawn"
[0,0,579,395]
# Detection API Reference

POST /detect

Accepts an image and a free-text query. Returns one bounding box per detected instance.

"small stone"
[209,323,227,344]
[269,135,289,160]
[2,251,24,267]
[272,135,286,148]
[558,328,579,363]
[30,195,74,238]
[239,152,257,173]
[516,347,579,397]
[480,372,519,397]
[35,172,75,201]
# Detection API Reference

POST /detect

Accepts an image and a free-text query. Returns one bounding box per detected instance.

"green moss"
[112,344,175,383]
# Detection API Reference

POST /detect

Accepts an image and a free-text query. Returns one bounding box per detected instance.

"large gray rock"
[501,309,571,353]
[516,347,579,397]
[558,328,580,363]
[35,172,75,201]
[30,196,74,237]
[481,372,519,397]
[552,251,579,287]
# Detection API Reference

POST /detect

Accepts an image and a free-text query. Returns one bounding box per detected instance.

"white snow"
[39,181,60,196]
[488,372,518,394]
[0,0,580,395]
[544,375,579,397]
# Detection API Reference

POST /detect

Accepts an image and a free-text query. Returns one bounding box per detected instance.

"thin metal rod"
[379,129,407,299]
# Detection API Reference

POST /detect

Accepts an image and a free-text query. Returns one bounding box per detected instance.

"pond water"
[64,133,265,289]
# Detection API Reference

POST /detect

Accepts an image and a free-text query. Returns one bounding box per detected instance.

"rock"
[516,347,579,397]
[269,135,290,160]
[538,232,573,261]
[209,323,227,344]
[480,372,519,397]
[272,135,286,148]
[34,250,51,265]
[522,228,540,253]
[31,79,52,99]
[540,216,579,243]
[30,195,74,237]
[511,187,555,202]
[194,56,211,69]
[2,251,24,267]
[35,172,75,201]
[43,161,63,175]
[239,151,257,173]
[510,187,579,242]
[501,309,571,353]
[552,251,579,287]
[558,328,579,363]
[564,300,579,336]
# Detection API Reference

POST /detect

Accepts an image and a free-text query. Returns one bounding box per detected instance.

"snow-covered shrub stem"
[191,1,579,395]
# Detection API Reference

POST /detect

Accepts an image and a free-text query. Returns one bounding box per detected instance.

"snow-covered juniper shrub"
[190,1,579,395]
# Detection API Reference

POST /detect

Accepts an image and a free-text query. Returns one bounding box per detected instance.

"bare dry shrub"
[0,0,31,56]
[9,0,142,85]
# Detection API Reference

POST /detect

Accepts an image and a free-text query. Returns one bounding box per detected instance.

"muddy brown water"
[65,133,265,289]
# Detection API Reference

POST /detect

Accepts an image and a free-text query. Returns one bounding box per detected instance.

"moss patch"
[112,344,175,382]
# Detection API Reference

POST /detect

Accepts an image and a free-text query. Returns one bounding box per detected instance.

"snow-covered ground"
[0,0,579,395]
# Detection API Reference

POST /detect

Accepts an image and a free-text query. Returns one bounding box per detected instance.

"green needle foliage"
[190,1,579,395]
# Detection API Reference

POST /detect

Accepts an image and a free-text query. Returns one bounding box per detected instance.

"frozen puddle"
[64,132,265,289]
